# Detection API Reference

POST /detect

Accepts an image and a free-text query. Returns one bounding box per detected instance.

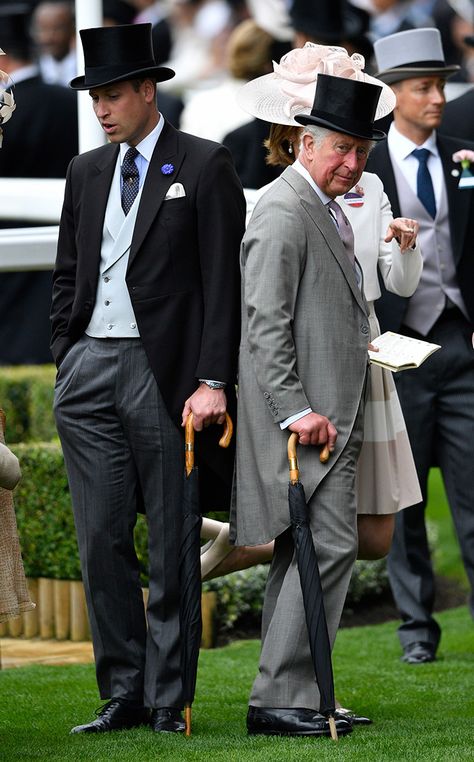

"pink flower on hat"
[271,43,395,122]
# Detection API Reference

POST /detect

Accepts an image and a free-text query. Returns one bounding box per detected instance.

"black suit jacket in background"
[0,75,79,366]
[440,89,474,142]
[0,75,78,178]
[366,134,474,334]
[223,118,283,190]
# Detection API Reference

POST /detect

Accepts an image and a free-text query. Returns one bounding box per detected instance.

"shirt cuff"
[279,408,312,430]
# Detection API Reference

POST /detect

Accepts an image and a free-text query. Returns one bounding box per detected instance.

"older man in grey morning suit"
[230,73,390,738]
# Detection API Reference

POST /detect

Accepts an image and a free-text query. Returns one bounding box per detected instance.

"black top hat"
[290,0,369,44]
[69,23,175,90]
[295,73,385,141]
[0,3,33,59]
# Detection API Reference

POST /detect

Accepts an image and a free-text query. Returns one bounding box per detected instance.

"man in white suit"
[232,72,388,738]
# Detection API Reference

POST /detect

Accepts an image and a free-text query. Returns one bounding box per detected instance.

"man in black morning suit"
[367,28,474,666]
[51,23,245,734]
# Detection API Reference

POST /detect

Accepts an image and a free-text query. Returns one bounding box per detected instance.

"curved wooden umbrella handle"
[185,412,233,476]
[288,432,330,483]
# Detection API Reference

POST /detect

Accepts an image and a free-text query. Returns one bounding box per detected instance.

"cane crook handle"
[218,412,233,449]
[288,431,330,479]
[185,412,234,476]
[288,432,300,484]
[185,413,195,476]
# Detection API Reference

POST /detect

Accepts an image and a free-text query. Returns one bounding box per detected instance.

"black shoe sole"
[247,726,352,737]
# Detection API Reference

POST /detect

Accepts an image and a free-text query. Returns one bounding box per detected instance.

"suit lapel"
[284,168,368,315]
[129,121,185,264]
[437,136,470,266]
[81,145,119,290]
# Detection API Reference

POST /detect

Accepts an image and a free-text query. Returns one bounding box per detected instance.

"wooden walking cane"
[182,411,233,737]
[287,433,338,742]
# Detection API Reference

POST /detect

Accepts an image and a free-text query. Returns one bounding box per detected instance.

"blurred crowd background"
[0,0,473,366]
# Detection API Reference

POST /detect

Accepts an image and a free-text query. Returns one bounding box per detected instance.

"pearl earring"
[288,142,293,155]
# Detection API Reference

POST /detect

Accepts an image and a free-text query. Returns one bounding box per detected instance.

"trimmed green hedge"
[11,442,81,580]
[0,365,57,443]
[11,441,389,633]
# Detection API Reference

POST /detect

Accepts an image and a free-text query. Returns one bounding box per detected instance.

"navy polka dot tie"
[121,146,139,215]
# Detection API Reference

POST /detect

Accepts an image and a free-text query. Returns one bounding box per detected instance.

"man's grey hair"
[299,124,376,154]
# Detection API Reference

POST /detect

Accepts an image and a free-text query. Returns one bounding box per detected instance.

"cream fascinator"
[237,42,396,126]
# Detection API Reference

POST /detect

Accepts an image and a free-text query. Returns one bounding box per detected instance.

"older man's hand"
[385,217,419,252]
[289,412,337,450]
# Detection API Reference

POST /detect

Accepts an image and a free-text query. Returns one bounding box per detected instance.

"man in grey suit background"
[231,73,388,738]
[368,28,474,665]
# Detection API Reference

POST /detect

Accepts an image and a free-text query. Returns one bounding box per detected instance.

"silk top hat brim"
[375,64,460,85]
[69,23,175,90]
[294,73,386,141]
[374,28,460,84]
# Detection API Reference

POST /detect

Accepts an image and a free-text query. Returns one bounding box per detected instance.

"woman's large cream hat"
[237,42,396,126]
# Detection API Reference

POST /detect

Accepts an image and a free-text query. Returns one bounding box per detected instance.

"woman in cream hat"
[202,43,422,581]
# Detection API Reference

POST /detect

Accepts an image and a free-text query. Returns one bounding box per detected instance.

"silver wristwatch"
[199,379,226,390]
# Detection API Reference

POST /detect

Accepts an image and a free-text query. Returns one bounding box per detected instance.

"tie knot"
[327,199,348,226]
[412,147,430,165]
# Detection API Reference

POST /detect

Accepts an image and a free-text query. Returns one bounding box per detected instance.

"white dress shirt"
[387,123,443,209]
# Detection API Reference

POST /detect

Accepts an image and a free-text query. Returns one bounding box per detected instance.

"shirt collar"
[8,64,40,84]
[119,113,165,163]
[292,158,333,206]
[388,122,439,162]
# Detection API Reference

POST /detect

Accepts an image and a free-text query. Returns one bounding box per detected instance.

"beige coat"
[0,409,34,623]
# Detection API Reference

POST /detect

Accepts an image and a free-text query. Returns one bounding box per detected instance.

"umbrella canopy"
[287,433,338,741]
[180,412,233,736]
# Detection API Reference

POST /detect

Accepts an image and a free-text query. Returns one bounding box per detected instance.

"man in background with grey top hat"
[367,27,474,665]
[51,22,245,734]
[233,72,386,738]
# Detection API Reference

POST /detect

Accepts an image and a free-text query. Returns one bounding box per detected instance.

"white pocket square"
[164,182,186,200]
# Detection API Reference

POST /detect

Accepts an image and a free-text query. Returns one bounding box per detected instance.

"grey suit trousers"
[54,336,184,707]
[388,308,474,650]
[250,401,364,710]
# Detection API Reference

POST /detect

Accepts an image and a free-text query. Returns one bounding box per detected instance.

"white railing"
[0,179,64,271]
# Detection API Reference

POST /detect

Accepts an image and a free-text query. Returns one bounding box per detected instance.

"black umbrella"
[180,411,233,737]
[287,434,338,741]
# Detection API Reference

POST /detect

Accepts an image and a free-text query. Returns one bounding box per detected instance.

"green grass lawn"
[1,468,471,761]
[1,606,473,762]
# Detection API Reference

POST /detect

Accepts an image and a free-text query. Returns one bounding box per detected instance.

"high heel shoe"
[200,519,233,579]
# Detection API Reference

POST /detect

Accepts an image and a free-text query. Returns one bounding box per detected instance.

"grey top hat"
[70,23,175,90]
[374,28,460,84]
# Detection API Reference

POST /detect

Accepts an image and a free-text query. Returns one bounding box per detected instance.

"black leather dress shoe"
[247,706,352,737]
[150,708,185,733]
[401,641,436,664]
[335,707,372,725]
[70,699,149,734]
